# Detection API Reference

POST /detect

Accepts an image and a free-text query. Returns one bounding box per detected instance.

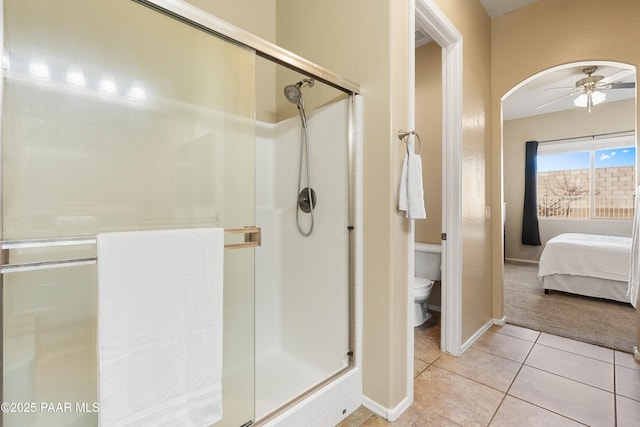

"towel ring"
[398,130,421,155]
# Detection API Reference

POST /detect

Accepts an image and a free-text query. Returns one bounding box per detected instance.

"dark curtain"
[522,140,541,246]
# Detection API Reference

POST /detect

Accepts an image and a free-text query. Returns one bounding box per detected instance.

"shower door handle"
[224,226,261,249]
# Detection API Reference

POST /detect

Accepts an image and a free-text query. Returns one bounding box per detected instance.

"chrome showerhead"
[284,78,314,128]
[284,78,314,105]
[284,84,302,105]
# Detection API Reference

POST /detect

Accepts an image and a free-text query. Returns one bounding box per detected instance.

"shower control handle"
[297,187,317,213]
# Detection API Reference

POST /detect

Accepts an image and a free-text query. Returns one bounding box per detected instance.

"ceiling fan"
[537,66,635,113]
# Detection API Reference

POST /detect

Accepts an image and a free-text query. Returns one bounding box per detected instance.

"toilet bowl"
[413,243,442,327]
[413,277,434,327]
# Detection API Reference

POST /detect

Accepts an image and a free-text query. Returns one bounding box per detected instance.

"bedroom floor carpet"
[504,261,637,353]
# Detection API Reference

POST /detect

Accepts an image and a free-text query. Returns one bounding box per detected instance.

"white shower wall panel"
[260,95,363,427]
[254,208,284,357]
[255,123,283,357]
[255,98,350,388]
[256,122,276,210]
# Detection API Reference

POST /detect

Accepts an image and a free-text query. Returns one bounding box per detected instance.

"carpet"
[504,261,637,353]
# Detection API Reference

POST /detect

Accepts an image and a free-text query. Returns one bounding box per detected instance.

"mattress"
[538,233,632,303]
[538,233,632,282]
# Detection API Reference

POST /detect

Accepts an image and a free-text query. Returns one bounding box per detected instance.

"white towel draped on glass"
[399,150,426,219]
[628,186,640,308]
[97,228,224,427]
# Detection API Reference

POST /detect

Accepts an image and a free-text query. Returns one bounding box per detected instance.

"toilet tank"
[415,242,442,281]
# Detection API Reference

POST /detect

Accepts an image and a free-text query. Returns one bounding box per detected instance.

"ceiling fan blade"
[601,69,634,84]
[544,86,578,91]
[536,92,579,110]
[609,82,635,89]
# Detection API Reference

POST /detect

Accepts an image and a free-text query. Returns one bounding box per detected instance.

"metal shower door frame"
[0,1,361,425]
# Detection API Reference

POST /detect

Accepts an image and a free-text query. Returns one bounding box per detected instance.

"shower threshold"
[255,348,351,423]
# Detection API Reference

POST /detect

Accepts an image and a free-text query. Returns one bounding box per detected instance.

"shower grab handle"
[0,226,261,274]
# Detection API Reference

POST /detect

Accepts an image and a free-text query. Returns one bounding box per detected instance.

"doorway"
[405,0,464,408]
[500,61,637,352]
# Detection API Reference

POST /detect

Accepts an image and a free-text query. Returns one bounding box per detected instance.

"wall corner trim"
[460,318,496,355]
[362,394,412,422]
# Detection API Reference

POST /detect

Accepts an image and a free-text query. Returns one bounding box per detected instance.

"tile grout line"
[498,327,618,394]
[501,331,592,426]
[521,350,617,394]
[469,341,530,365]
[412,324,629,426]
[485,391,508,426]
[520,363,616,396]
[431,350,521,395]
[534,336,618,365]
[485,329,540,426]
[501,396,591,427]
[503,330,540,395]
[488,326,622,424]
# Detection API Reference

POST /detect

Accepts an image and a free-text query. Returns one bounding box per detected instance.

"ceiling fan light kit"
[573,90,606,112]
[538,65,635,113]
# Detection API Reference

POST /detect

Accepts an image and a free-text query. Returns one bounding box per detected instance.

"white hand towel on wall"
[628,186,640,308]
[399,151,426,219]
[97,228,224,427]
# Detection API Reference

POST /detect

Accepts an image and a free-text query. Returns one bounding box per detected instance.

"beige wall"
[277,0,495,404]
[503,99,635,262]
[276,0,411,409]
[491,0,640,318]
[415,42,443,244]
[184,0,277,122]
[433,0,494,342]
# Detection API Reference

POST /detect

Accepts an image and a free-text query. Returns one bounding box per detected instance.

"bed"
[538,233,632,303]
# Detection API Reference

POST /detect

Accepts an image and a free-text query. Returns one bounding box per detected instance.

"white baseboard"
[461,318,496,353]
[362,394,412,422]
[505,257,539,265]
[427,304,441,312]
[494,316,507,326]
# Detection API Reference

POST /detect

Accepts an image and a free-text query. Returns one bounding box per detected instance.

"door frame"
[407,0,463,402]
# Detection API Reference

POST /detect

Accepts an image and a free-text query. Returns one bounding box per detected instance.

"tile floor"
[338,314,640,426]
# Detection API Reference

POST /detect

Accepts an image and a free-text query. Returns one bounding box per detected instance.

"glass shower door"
[2,0,256,426]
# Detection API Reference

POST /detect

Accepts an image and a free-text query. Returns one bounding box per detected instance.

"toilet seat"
[413,277,434,299]
[414,277,434,289]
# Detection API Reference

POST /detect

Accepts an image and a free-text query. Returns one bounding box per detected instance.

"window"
[537,136,636,219]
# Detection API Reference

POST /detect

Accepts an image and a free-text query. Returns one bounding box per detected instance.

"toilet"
[414,277,434,327]
[413,243,442,327]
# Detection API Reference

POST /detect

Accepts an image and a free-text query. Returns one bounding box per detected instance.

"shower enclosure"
[255,83,352,421]
[1,0,359,426]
